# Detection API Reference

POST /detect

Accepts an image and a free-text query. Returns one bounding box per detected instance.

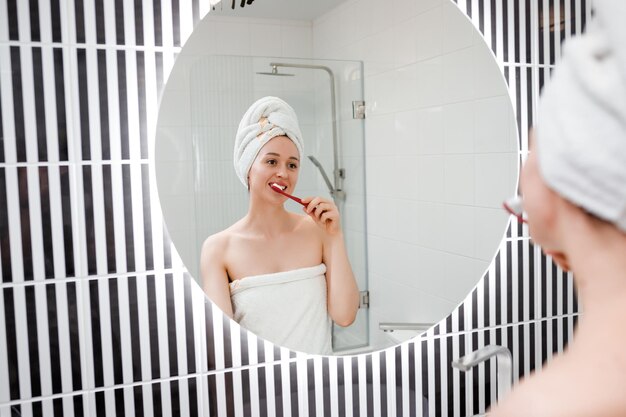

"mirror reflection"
[200,95,360,355]
[156,0,519,354]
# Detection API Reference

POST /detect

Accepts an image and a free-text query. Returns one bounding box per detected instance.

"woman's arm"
[200,235,234,319]
[302,196,360,326]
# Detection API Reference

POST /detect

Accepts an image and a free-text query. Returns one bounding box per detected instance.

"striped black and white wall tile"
[0,0,589,415]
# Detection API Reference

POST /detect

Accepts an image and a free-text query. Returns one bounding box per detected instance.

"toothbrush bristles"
[269,182,305,206]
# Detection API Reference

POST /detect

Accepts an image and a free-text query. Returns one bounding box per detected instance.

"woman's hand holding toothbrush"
[302,196,342,236]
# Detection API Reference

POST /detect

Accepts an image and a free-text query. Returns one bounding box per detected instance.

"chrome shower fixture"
[256,65,295,76]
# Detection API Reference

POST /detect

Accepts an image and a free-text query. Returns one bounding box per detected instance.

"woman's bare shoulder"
[490,352,626,417]
[200,228,237,284]
[200,226,240,257]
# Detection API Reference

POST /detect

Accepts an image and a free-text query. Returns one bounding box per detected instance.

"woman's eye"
[266,159,276,165]
[289,163,298,169]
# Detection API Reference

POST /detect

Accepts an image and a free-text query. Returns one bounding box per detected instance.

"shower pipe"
[261,62,345,201]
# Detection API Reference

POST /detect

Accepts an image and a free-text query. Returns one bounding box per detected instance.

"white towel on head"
[536,0,626,232]
[234,96,303,188]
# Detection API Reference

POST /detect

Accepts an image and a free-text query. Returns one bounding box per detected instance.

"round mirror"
[155,0,518,354]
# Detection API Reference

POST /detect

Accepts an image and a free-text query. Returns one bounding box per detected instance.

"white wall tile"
[156,160,195,196]
[393,156,419,201]
[443,204,475,258]
[393,17,419,68]
[162,206,197,248]
[443,101,474,154]
[372,278,422,323]
[394,64,419,112]
[394,109,420,157]
[361,29,396,77]
[418,107,444,155]
[365,70,397,116]
[416,57,444,107]
[442,0,475,54]
[402,246,446,294]
[414,0,445,14]
[158,89,191,127]
[336,2,360,47]
[365,114,396,157]
[321,11,346,52]
[366,195,399,239]
[442,47,475,103]
[366,156,397,199]
[417,155,445,202]
[414,292,456,323]
[392,0,421,23]
[474,207,509,262]
[415,6,443,62]
[395,199,420,245]
[415,201,445,250]
[212,19,252,55]
[473,40,506,99]
[155,126,193,163]
[281,24,313,58]
[411,247,454,298]
[365,0,395,36]
[444,154,475,205]
[474,152,517,209]
[249,23,283,57]
[474,95,517,153]
[368,235,400,277]
[441,254,484,302]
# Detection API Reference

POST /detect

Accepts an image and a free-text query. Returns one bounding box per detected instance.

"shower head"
[256,65,295,77]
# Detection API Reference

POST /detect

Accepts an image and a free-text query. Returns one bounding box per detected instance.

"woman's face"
[520,130,561,250]
[248,135,300,202]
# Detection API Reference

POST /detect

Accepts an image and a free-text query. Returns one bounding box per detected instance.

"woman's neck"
[243,198,294,236]
[566,224,626,327]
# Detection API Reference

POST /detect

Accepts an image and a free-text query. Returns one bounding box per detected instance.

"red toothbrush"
[270,183,306,206]
[503,195,527,224]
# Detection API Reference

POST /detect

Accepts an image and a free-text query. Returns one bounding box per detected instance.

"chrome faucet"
[452,345,513,401]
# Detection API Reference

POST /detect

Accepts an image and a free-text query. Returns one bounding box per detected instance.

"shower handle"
[308,156,345,201]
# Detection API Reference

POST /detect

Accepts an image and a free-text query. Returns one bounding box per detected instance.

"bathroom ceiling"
[210,0,348,21]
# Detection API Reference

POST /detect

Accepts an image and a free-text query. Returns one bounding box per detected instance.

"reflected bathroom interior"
[155,0,520,355]
[187,55,369,353]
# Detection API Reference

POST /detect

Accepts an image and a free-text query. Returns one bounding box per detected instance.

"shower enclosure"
[258,62,345,201]
[189,55,368,353]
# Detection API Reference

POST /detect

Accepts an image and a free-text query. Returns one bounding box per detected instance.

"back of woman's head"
[535,2,626,234]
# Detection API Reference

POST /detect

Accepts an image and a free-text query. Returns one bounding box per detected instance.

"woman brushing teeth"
[200,96,359,355]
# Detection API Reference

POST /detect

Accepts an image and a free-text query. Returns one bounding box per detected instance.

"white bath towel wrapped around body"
[229,263,332,355]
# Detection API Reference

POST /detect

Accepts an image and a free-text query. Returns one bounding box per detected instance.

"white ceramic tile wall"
[313,0,517,350]
[313,0,519,347]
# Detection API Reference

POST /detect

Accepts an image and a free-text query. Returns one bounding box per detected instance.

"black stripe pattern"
[0,0,587,415]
